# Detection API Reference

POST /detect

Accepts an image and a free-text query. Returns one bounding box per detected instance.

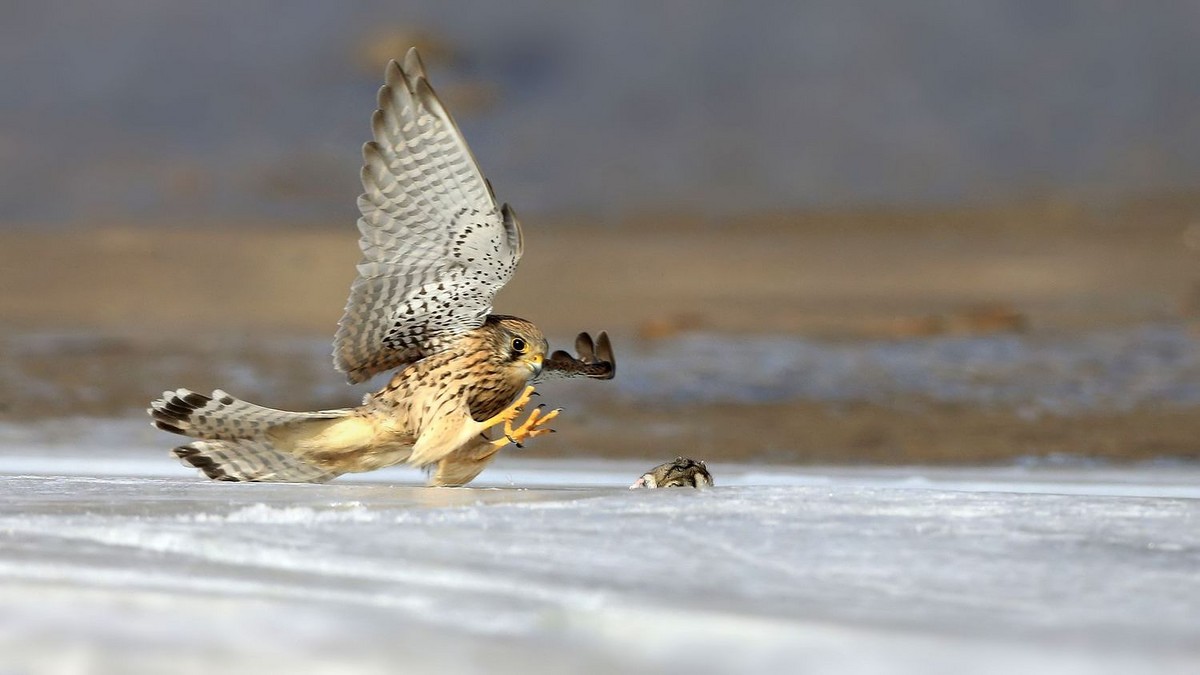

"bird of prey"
[148,48,615,487]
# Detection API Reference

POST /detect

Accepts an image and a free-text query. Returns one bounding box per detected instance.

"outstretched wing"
[539,332,617,380]
[334,48,524,384]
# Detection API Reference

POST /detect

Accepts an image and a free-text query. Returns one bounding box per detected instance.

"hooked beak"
[526,353,544,377]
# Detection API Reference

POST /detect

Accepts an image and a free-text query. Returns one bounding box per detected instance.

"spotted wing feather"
[335,48,524,383]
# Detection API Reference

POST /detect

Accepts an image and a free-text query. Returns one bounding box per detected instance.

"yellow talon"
[484,386,561,448]
[503,405,560,448]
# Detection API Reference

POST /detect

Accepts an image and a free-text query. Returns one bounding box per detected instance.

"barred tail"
[173,439,339,482]
[148,388,351,483]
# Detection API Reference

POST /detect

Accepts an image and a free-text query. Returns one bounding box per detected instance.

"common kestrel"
[148,49,615,486]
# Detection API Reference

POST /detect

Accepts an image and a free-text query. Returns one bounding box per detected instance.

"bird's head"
[484,315,549,381]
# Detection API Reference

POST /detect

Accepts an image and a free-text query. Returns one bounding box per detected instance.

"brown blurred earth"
[2,195,1199,464]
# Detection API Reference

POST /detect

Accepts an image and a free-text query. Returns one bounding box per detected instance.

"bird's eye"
[511,337,527,354]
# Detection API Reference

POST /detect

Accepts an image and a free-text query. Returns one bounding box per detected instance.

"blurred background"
[2,1,1199,464]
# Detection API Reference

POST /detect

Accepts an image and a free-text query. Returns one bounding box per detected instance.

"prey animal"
[630,457,713,489]
[149,49,615,486]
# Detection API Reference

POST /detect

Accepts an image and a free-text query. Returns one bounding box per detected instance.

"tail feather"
[149,388,350,440]
[149,388,352,483]
[174,439,338,482]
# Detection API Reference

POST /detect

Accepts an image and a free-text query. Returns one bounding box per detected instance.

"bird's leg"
[482,385,561,448]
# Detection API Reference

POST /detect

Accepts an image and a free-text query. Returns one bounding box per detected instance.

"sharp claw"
[531,391,541,397]
[490,386,563,449]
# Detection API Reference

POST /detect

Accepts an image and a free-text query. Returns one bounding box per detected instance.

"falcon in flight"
[148,49,615,486]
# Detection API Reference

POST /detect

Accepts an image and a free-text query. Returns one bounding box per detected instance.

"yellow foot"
[484,385,561,448]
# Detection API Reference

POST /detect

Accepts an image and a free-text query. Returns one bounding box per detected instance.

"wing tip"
[370,108,387,140]
[403,47,427,80]
[542,331,617,380]
[596,331,616,378]
[411,76,443,115]
[383,59,405,88]
[385,49,427,95]
[501,203,524,258]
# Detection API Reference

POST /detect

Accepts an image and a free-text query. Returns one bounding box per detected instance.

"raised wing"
[334,48,524,384]
[539,332,616,380]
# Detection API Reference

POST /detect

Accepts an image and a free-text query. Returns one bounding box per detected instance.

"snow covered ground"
[1,436,1198,675]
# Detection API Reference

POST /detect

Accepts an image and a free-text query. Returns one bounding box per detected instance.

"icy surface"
[1,452,1198,674]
